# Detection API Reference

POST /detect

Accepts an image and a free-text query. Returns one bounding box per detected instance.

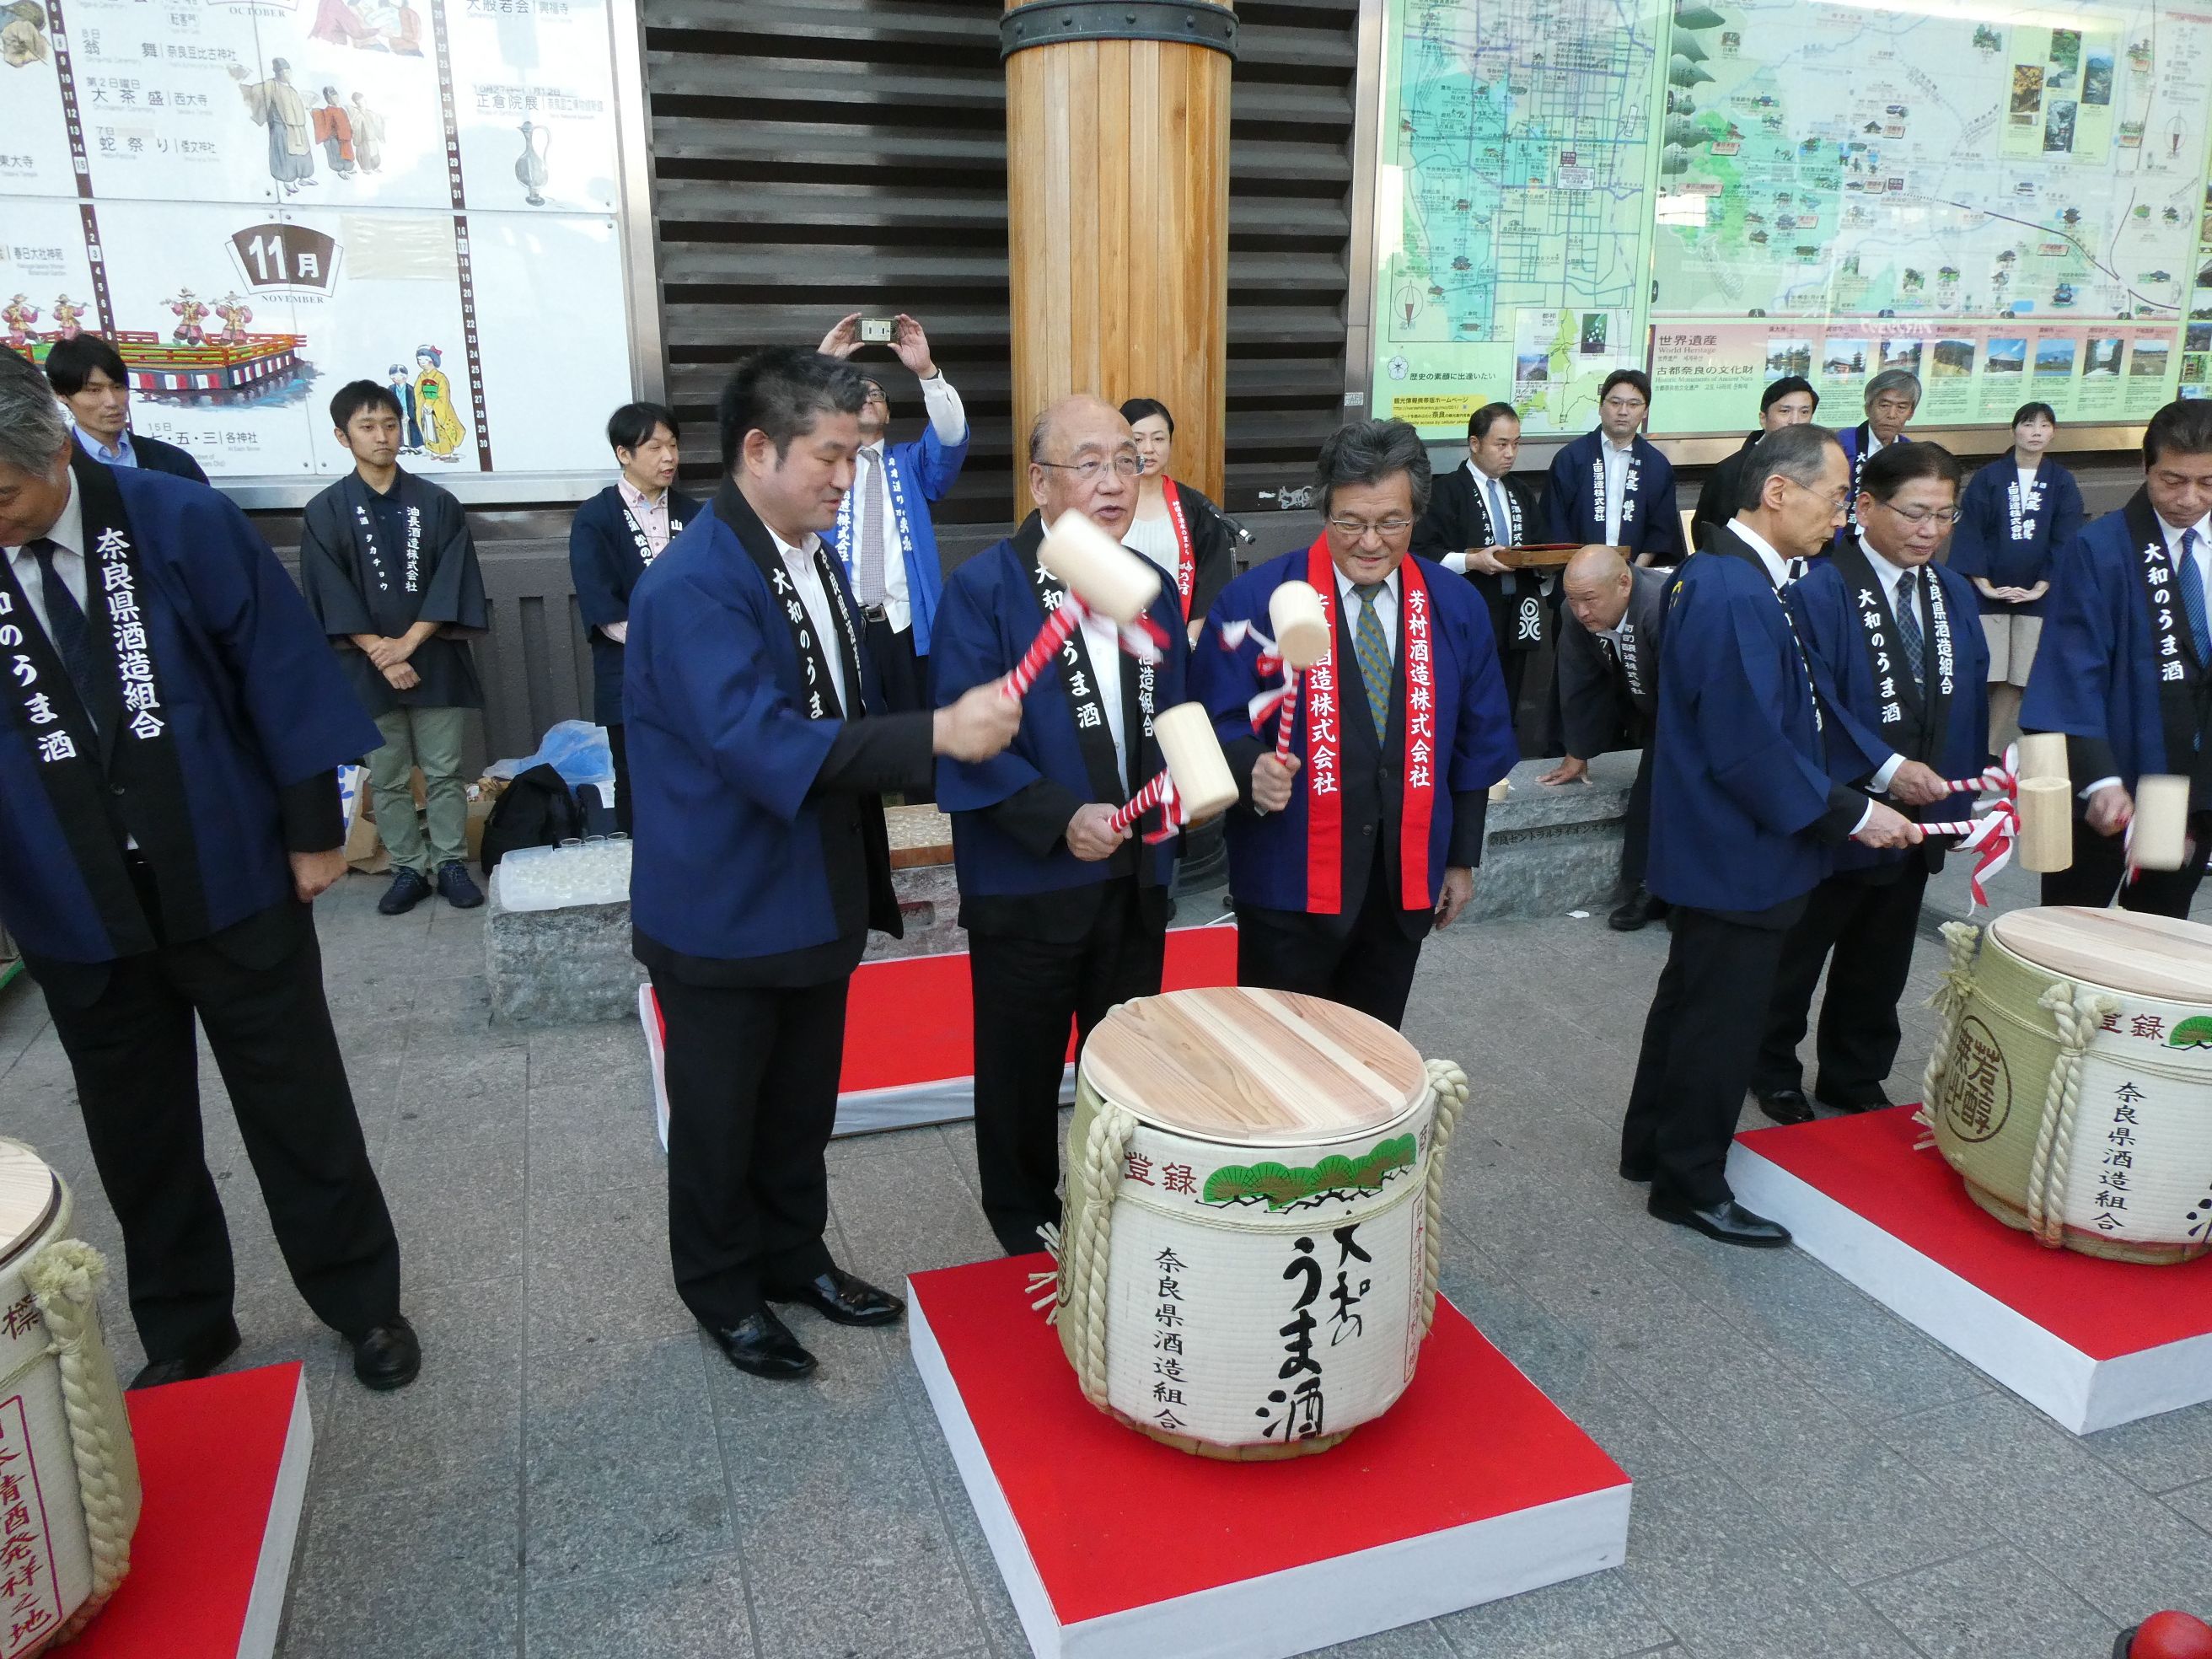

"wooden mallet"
[1002,511,1165,699]
[1263,580,1329,761]
[1108,702,1239,840]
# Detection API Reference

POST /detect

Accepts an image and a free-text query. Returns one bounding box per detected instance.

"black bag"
[478,763,580,875]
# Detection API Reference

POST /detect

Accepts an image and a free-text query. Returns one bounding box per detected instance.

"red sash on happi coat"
[1301,537,1438,914]
[1162,477,1197,619]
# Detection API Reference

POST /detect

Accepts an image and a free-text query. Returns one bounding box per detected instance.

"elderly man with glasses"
[817,312,969,714]
[1191,418,1517,1029]
[931,395,1192,1255]
[1752,441,1989,1125]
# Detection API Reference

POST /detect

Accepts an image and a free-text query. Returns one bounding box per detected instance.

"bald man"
[1540,546,1671,927]
[931,396,1192,1255]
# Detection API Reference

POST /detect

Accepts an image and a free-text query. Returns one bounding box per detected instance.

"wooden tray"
[1493,542,1608,571]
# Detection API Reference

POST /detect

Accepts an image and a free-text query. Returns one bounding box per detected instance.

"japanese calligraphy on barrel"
[1055,988,1469,1458]
[0,1141,141,1653]
[1924,908,2212,1264]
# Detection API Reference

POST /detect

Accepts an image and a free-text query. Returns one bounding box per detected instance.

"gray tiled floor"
[2,867,2209,1659]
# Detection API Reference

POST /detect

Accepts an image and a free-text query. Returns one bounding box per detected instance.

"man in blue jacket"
[933,394,1189,1255]
[1621,423,1919,1247]
[625,346,1017,1380]
[2023,397,2212,915]
[0,351,416,1393]
[1545,369,1689,566]
[1754,442,1989,1123]
[817,312,969,714]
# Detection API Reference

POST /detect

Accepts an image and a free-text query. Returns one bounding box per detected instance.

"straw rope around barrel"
[1915,922,1984,1146]
[25,1239,137,1640]
[1418,1057,1468,1336]
[2021,980,2118,1248]
[1058,1095,1139,1409]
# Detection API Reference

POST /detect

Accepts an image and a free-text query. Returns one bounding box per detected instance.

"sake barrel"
[1055,988,1467,1459]
[0,1141,141,1655]
[1925,908,2212,1264]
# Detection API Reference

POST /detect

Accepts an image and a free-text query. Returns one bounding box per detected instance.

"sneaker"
[436,861,485,909]
[378,867,432,915]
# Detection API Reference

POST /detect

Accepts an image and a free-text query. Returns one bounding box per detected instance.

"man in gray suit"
[1538,545,1670,929]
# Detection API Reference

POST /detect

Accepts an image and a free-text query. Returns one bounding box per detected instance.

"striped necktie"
[1352,583,1392,738]
[29,538,108,727]
[1894,569,1925,689]
[2180,528,2209,663]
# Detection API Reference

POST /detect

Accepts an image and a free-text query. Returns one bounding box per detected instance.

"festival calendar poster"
[0,0,636,481]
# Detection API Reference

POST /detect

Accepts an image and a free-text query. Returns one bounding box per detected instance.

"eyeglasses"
[1326,516,1415,540]
[1779,476,1851,513]
[1036,454,1142,481]
[1870,498,1963,528]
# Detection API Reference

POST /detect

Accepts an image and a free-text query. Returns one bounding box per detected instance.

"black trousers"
[1235,858,1428,1030]
[967,878,1166,1249]
[1622,902,1797,1209]
[40,903,401,1362]
[654,970,848,1328]
[2040,812,2211,918]
[608,720,633,836]
[1753,863,1928,1105]
[1620,744,1654,889]
[863,615,927,716]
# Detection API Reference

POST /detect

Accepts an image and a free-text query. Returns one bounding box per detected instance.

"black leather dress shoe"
[352,1317,421,1391]
[1755,1087,1814,1125]
[127,1320,241,1390]
[993,1220,1053,1258]
[708,1309,817,1379]
[1647,1195,1792,1248]
[1607,886,1667,932]
[768,1267,905,1328]
[1618,1157,1654,1183]
[1815,1087,1892,1114]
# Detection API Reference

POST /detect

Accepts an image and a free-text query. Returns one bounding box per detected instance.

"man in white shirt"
[818,312,970,717]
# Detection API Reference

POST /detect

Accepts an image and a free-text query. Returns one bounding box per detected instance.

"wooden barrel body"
[1002,2,1232,505]
[0,1141,142,1651]
[1929,907,2212,1264]
[1057,988,1442,1458]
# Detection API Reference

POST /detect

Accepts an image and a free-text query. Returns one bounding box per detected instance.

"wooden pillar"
[1002,1,1236,506]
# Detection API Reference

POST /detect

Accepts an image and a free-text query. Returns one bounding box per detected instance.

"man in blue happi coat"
[1753,442,1990,1125]
[1193,419,1518,1031]
[0,352,416,1392]
[1544,369,1689,566]
[817,312,969,716]
[2022,397,2212,915]
[933,395,1189,1255]
[1621,423,1920,1248]
[625,346,1018,1380]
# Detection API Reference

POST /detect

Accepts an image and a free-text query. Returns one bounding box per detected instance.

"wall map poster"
[1372,0,2212,440]
[0,0,636,481]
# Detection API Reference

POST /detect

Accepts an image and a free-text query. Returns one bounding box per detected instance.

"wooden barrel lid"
[0,1142,58,1274]
[1990,906,2212,1002]
[1080,987,1429,1146]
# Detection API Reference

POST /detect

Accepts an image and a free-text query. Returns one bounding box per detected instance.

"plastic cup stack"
[493,837,633,912]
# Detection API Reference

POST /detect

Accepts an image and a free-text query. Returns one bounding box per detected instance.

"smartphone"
[859,317,895,344]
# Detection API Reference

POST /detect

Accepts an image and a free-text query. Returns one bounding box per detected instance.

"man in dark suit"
[932,395,1190,1255]
[1538,546,1670,929]
[1412,400,1549,746]
[625,346,1019,1380]
[42,334,212,484]
[1193,420,1519,1028]
[1753,442,1989,1122]
[1688,376,1819,550]
[1621,423,1919,1248]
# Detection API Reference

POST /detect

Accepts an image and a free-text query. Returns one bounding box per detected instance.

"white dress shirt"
[1075,606,1130,785]
[1441,460,1520,577]
[853,373,969,635]
[2083,510,2212,798]
[2,470,88,639]
[1602,436,1635,547]
[1333,564,1399,658]
[770,526,850,716]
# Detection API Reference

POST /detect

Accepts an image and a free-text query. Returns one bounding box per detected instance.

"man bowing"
[1194,419,1517,1028]
[625,347,1018,1381]
[932,395,1190,1256]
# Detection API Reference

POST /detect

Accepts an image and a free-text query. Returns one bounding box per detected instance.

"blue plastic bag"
[488,719,613,787]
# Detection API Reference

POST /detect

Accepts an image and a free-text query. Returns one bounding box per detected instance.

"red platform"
[909,1256,1629,1659]
[72,1364,312,1658]
[1729,1107,2212,1434]
[645,921,1241,1143]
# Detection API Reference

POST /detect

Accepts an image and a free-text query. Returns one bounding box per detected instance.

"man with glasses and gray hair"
[1833,368,1922,550]
[1192,418,1517,1028]
[931,394,1191,1255]
[816,312,969,715]
[1621,422,1919,1248]
[1753,441,1989,1125]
